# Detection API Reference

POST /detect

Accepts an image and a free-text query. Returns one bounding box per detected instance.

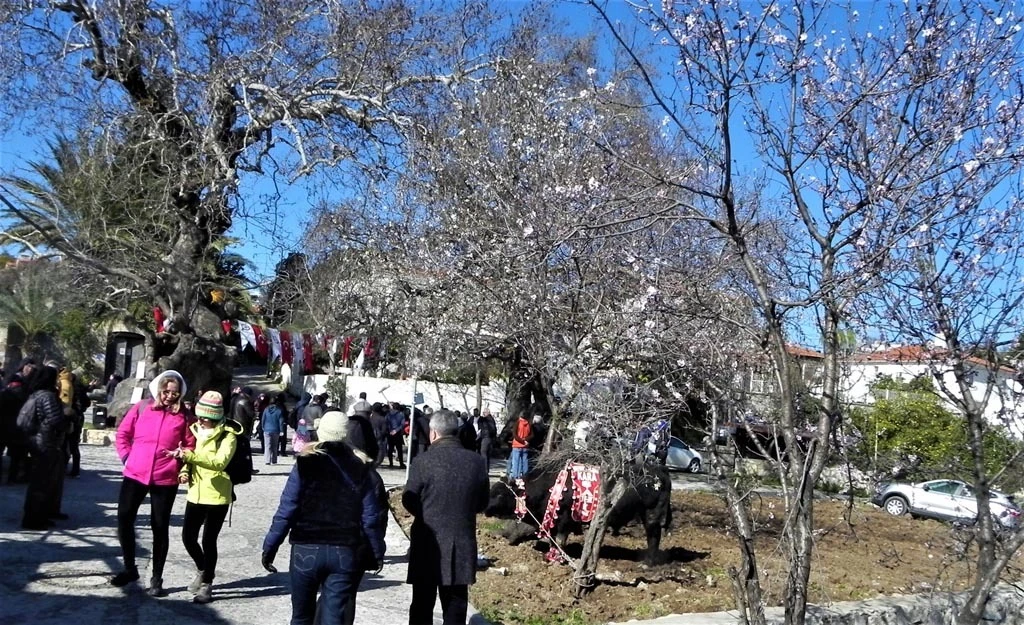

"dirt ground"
[388,489,1024,625]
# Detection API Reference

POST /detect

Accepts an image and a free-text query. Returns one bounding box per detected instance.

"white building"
[839,345,1024,436]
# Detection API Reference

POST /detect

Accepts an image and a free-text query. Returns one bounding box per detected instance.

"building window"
[749,371,775,394]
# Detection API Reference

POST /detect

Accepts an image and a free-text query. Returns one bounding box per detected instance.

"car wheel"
[688,458,701,473]
[884,496,909,517]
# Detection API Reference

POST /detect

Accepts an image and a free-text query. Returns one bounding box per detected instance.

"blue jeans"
[289,543,361,625]
[264,433,280,464]
[509,447,529,479]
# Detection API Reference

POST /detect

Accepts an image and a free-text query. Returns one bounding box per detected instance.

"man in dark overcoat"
[402,410,489,625]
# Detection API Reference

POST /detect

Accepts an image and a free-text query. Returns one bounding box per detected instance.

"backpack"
[225,433,253,485]
[16,393,39,436]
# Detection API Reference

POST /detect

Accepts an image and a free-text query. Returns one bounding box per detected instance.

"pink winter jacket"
[116,399,196,487]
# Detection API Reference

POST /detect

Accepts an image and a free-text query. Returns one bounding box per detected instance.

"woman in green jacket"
[168,390,240,604]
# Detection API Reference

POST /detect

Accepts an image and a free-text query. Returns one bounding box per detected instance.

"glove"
[373,558,384,575]
[262,548,278,573]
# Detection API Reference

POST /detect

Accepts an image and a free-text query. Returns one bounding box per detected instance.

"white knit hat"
[317,411,348,443]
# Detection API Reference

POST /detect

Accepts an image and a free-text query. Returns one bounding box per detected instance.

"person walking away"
[253,392,269,449]
[403,410,489,625]
[19,365,70,530]
[168,391,239,604]
[262,393,286,465]
[111,369,195,596]
[231,387,256,439]
[262,411,387,625]
[346,408,378,460]
[476,410,497,473]
[385,402,406,468]
[508,412,533,479]
[410,407,431,460]
[230,386,258,475]
[350,391,371,415]
[303,392,326,429]
[368,404,388,467]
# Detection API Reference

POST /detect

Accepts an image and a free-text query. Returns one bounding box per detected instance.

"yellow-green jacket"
[178,419,240,506]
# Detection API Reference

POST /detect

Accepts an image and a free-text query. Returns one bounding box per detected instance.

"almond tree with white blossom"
[589,0,1024,623]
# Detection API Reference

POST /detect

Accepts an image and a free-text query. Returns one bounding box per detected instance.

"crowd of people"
[1,362,563,624]
[0,357,90,529]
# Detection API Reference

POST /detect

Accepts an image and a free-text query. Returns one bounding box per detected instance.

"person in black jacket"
[20,365,70,530]
[403,410,489,625]
[368,404,388,467]
[475,410,497,473]
[0,357,36,484]
[345,409,379,461]
[409,407,431,460]
[262,411,387,625]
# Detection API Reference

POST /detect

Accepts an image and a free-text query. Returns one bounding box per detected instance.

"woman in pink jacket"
[111,370,195,596]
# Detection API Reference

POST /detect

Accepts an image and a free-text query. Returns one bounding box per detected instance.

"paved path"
[0,442,489,625]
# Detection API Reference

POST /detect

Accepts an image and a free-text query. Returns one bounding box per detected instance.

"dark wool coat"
[403,437,489,586]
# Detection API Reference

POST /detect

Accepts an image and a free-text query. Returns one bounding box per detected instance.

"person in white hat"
[262,410,387,625]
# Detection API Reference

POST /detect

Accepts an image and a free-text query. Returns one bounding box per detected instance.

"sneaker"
[110,568,140,587]
[146,577,166,597]
[188,571,204,593]
[193,583,213,604]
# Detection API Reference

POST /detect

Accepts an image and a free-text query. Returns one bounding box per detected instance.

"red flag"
[280,330,293,365]
[363,337,375,358]
[220,320,232,335]
[153,307,167,333]
[303,334,315,373]
[253,325,269,359]
[342,336,353,363]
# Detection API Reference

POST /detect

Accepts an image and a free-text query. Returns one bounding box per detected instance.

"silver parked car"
[871,479,1021,528]
[665,436,703,473]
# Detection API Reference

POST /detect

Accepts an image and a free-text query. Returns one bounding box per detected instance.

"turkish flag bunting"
[303,334,315,373]
[280,330,293,365]
[153,307,167,333]
[253,325,269,359]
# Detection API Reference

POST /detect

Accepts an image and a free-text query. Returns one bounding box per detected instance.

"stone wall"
[790,585,1023,625]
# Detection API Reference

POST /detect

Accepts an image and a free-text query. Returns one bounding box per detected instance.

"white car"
[872,479,1021,529]
[665,436,703,473]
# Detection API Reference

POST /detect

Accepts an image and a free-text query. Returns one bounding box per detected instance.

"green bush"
[850,376,1024,490]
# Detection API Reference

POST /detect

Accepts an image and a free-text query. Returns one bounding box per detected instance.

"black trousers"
[181,502,229,584]
[22,448,65,525]
[4,443,29,483]
[387,433,405,466]
[67,423,82,475]
[478,438,492,473]
[116,477,178,578]
[409,583,468,625]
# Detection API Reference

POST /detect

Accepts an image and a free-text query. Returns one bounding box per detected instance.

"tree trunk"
[574,472,628,597]
[502,350,536,436]
[475,364,483,412]
[159,331,236,402]
[708,399,768,625]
